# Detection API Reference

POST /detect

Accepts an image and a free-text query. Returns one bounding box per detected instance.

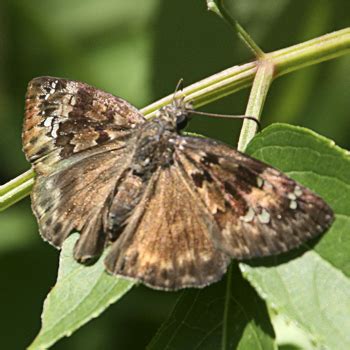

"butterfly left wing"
[23,77,145,262]
[104,165,230,291]
[174,136,334,259]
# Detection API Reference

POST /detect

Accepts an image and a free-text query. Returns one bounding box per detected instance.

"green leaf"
[241,123,350,350]
[147,265,276,350]
[28,234,135,350]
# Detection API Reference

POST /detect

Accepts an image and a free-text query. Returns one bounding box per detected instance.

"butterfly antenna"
[172,78,185,105]
[187,109,261,131]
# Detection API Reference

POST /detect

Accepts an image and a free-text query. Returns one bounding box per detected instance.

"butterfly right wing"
[175,136,334,259]
[103,134,332,290]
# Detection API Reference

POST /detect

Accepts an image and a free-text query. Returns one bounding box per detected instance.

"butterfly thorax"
[129,100,191,178]
[130,113,178,178]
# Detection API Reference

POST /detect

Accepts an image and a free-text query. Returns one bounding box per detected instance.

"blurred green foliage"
[0,0,349,349]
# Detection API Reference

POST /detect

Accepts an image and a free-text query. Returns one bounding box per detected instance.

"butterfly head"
[157,96,193,131]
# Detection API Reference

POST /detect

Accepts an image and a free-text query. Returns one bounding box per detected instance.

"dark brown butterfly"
[22,77,334,290]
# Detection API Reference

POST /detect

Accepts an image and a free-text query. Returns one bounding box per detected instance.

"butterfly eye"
[176,114,189,131]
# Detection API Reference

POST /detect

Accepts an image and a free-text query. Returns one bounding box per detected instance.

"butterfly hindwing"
[175,136,334,259]
[104,165,230,290]
[32,146,134,261]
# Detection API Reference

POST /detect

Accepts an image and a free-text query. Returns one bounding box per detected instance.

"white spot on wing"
[289,200,297,209]
[70,96,77,105]
[288,193,297,200]
[240,207,255,223]
[200,254,212,262]
[258,208,270,224]
[294,186,303,197]
[257,177,264,188]
[264,181,273,190]
[51,123,59,138]
[43,117,54,127]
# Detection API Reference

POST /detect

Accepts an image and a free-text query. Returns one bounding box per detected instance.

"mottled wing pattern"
[32,147,132,262]
[23,77,145,261]
[175,136,334,259]
[23,76,145,175]
[105,165,230,290]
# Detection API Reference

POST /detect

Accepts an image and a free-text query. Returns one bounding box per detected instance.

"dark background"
[0,0,349,349]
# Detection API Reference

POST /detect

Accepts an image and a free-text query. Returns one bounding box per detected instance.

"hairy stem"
[1,27,349,211]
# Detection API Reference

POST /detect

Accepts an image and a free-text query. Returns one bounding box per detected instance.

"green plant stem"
[207,1,265,57]
[0,169,34,196]
[238,61,274,151]
[1,27,349,211]
[0,170,34,210]
[235,22,265,58]
[222,59,274,350]
[143,27,350,116]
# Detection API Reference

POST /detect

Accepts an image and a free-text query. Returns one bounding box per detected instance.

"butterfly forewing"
[23,76,145,175]
[175,136,334,259]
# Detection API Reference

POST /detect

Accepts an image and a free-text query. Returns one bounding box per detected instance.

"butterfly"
[22,76,334,290]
